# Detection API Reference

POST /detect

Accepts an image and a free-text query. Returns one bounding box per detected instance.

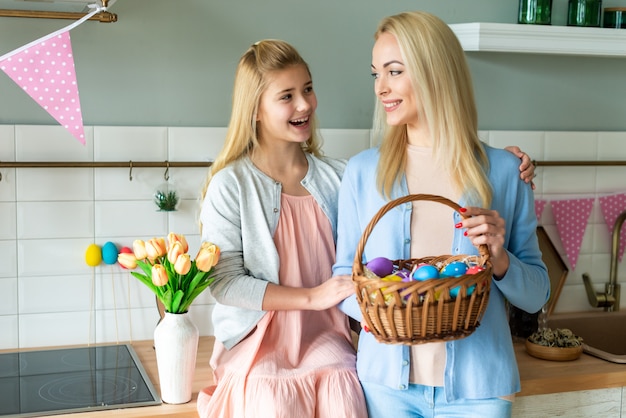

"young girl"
[198,38,536,418]
[197,40,367,418]
[333,12,550,418]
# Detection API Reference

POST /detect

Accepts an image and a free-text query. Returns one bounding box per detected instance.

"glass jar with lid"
[568,0,602,27]
[519,0,553,24]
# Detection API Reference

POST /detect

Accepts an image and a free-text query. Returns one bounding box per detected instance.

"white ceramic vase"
[153,311,199,404]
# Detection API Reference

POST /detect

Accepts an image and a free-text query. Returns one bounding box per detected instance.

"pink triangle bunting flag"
[550,198,594,269]
[598,193,626,263]
[0,6,101,145]
[0,31,85,144]
[534,199,547,223]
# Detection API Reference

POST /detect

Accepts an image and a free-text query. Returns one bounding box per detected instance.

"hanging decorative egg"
[85,244,102,267]
[101,241,119,265]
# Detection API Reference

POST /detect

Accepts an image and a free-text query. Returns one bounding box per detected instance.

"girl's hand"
[457,206,510,279]
[309,275,355,311]
[262,275,354,311]
[505,145,536,190]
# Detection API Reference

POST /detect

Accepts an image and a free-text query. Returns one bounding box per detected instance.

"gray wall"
[1,0,625,131]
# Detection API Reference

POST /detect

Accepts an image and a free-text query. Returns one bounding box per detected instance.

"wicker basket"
[352,194,492,345]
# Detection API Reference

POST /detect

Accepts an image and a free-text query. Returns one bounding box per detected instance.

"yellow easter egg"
[381,274,403,282]
[85,244,102,267]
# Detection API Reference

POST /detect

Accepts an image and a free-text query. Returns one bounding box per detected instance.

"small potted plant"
[154,188,179,212]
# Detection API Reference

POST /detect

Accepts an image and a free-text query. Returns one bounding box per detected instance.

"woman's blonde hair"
[373,11,492,207]
[199,40,323,203]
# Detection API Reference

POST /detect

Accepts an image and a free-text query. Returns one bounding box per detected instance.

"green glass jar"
[568,0,602,27]
[519,0,553,24]
[603,7,626,28]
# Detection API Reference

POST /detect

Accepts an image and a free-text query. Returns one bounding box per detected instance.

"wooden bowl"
[525,339,583,361]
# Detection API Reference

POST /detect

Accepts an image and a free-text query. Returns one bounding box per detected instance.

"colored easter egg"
[119,246,132,254]
[466,265,486,275]
[450,284,476,298]
[102,241,119,265]
[395,269,412,282]
[412,264,439,281]
[440,261,468,278]
[382,274,403,282]
[85,244,102,267]
[366,257,394,277]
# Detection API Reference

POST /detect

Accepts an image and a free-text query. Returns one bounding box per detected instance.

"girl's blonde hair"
[373,11,492,207]
[199,40,323,203]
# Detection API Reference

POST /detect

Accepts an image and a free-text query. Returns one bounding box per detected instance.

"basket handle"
[352,194,490,275]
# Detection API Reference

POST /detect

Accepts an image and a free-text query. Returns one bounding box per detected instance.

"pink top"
[197,194,366,418]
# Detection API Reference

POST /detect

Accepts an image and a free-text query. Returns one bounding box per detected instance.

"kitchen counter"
[514,339,626,396]
[35,337,626,417]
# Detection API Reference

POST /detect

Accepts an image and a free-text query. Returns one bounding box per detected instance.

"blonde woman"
[333,12,550,418]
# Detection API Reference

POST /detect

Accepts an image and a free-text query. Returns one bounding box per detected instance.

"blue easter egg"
[412,264,439,281]
[440,261,468,278]
[102,241,119,265]
[450,284,476,298]
[366,257,394,277]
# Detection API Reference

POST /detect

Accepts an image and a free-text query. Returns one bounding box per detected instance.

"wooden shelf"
[449,22,626,57]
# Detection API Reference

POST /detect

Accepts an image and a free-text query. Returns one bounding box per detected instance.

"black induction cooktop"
[0,344,161,417]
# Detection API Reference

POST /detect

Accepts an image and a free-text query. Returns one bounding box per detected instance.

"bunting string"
[0,7,102,62]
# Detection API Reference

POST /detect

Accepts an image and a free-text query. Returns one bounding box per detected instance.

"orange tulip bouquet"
[118,233,220,314]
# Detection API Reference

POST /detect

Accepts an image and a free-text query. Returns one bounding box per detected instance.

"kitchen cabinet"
[449,22,626,57]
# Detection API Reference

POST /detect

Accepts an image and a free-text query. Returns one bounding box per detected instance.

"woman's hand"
[457,207,510,279]
[505,145,536,190]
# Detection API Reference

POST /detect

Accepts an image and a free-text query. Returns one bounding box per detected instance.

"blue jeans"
[361,382,512,418]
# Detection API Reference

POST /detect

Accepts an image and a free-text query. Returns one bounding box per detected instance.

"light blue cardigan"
[200,153,346,350]
[333,145,550,401]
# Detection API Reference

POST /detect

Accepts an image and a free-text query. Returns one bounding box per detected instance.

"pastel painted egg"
[466,265,486,275]
[412,264,439,281]
[102,241,119,265]
[395,269,412,282]
[366,257,394,277]
[450,284,476,298]
[440,261,468,278]
[85,244,102,267]
[381,274,403,282]
[119,246,133,254]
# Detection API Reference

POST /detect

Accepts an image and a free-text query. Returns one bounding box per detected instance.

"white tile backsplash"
[0,277,17,315]
[95,200,168,237]
[168,127,226,162]
[15,125,94,161]
[19,311,92,347]
[94,167,164,200]
[17,201,94,239]
[94,126,167,161]
[17,168,94,201]
[0,203,16,239]
[0,240,17,278]
[18,238,95,277]
[2,125,625,349]
[0,315,18,349]
[18,275,92,314]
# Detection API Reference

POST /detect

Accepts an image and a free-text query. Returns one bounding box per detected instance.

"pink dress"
[197,194,366,418]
